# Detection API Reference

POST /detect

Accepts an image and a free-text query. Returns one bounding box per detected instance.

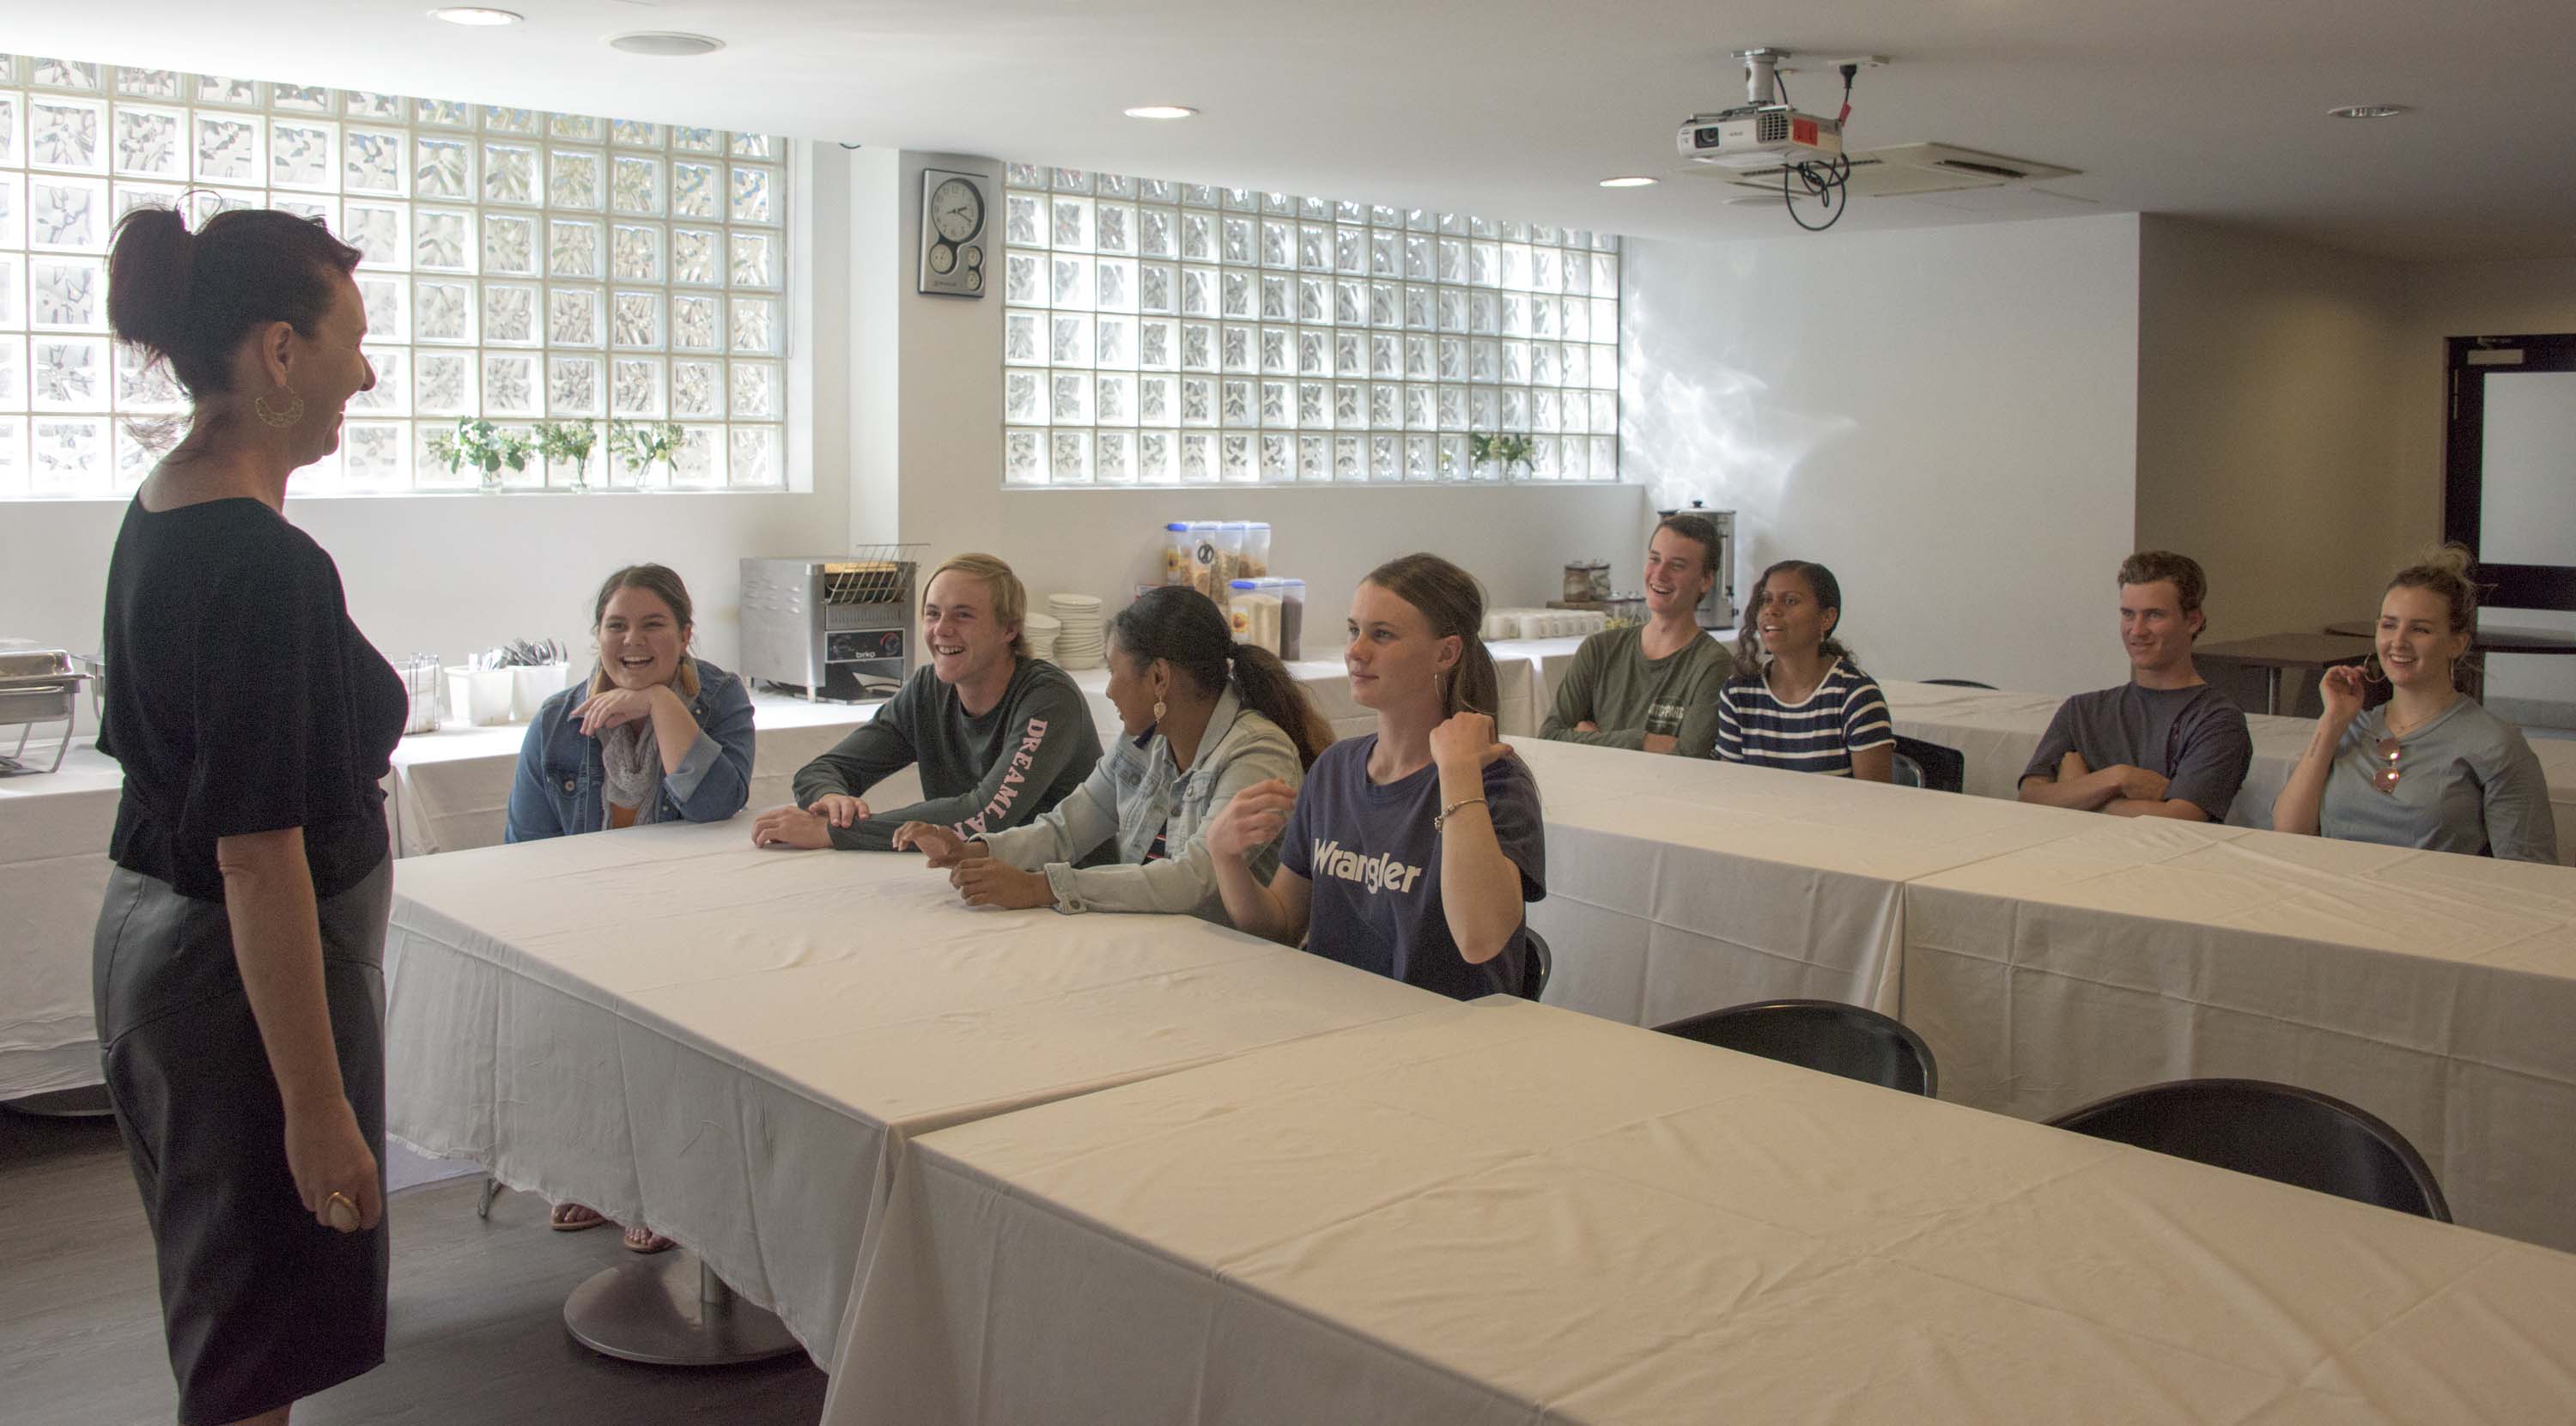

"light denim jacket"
[976,689,1303,919]
[504,657,756,841]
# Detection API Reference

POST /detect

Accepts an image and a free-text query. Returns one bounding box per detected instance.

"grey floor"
[0,1108,828,1426]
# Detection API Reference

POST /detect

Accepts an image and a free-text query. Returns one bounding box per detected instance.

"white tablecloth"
[1903,815,2576,1250]
[1507,736,2099,1025]
[386,690,917,857]
[382,818,1446,1360]
[1882,678,2576,866]
[827,997,2576,1426]
[0,742,120,1099]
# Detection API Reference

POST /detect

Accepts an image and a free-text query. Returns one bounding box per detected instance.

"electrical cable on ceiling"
[1781,63,1860,232]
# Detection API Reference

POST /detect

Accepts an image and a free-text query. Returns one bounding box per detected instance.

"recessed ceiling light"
[1124,105,1199,120]
[429,6,523,24]
[2328,104,2409,119]
[610,31,726,56]
[1598,176,1658,188]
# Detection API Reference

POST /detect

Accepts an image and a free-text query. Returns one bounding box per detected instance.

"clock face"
[930,178,983,243]
[927,242,957,275]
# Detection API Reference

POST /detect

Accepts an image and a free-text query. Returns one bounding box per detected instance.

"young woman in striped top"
[1714,560,1895,780]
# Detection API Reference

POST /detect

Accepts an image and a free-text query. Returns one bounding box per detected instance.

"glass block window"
[0,51,789,498]
[1000,163,1619,488]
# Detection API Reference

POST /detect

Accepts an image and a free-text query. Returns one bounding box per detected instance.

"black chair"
[1922,677,1998,690]
[1656,998,1936,1097]
[1891,735,1965,793]
[1518,927,1552,1003]
[2046,1078,2450,1221]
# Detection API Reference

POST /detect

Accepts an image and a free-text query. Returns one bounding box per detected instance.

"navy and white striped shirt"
[1714,658,1895,776]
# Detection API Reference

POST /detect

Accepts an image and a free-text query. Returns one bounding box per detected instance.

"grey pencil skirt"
[93,856,395,1426]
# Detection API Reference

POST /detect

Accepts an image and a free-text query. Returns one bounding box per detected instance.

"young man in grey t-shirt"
[2016,550,2252,822]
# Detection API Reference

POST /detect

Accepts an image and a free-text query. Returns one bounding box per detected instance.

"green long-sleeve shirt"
[1538,624,1732,757]
[789,657,1101,849]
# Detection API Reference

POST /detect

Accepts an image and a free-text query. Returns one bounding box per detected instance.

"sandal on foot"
[550,1203,609,1232]
[623,1224,677,1254]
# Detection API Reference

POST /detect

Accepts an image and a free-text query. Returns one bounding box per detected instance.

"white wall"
[863,151,1652,629]
[1619,215,2144,695]
[2398,258,2576,709]
[2132,216,2411,641]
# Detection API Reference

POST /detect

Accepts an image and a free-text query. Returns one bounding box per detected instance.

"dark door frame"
[2445,332,2576,610]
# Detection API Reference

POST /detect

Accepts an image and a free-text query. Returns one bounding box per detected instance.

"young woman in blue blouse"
[503,562,754,1251]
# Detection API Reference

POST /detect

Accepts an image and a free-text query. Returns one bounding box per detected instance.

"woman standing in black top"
[94,206,402,1426]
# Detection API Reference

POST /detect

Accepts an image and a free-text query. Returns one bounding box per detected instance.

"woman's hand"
[1430,712,1509,775]
[571,685,659,737]
[750,804,834,849]
[285,1097,382,1233]
[2320,664,2367,727]
[951,859,1057,909]
[1206,779,1297,860]
[892,822,983,867]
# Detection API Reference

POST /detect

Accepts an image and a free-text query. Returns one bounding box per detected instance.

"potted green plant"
[424,417,536,492]
[1467,432,1538,481]
[533,419,601,492]
[609,419,686,488]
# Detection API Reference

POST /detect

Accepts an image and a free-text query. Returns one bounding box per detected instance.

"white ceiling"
[11,0,2575,262]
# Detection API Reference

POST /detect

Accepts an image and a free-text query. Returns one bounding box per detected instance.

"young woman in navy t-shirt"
[1206,553,1546,999]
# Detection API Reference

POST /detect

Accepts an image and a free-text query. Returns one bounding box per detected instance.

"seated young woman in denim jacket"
[893,586,1333,919]
[503,563,755,1251]
[506,563,756,844]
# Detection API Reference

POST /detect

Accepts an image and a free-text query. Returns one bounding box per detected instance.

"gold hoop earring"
[253,388,306,429]
[2361,653,2388,685]
[1151,699,1167,724]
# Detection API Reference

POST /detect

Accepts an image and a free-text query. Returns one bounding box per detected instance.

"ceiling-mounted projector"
[1676,46,1844,170]
[1675,108,1843,169]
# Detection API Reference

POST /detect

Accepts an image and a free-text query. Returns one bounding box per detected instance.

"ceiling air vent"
[1694,143,2079,198]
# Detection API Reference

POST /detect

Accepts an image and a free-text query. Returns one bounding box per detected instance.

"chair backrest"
[1922,677,1998,689]
[1518,926,1552,1003]
[1892,735,1965,794]
[2046,1078,2450,1221]
[1656,999,1936,1097]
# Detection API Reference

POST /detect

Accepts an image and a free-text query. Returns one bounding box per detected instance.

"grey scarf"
[598,713,662,826]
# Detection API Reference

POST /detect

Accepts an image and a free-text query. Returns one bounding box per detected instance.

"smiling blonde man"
[2016,550,2252,822]
[1538,513,1734,756]
[755,553,1100,851]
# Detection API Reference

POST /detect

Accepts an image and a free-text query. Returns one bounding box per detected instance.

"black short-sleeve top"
[98,497,407,901]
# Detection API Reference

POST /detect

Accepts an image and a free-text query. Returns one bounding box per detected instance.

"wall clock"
[918,167,990,298]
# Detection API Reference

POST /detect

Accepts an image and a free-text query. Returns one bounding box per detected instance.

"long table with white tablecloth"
[382,818,1444,1358]
[1900,811,2576,1251]
[1508,735,2099,1022]
[823,996,2576,1426]
[1881,677,2576,866]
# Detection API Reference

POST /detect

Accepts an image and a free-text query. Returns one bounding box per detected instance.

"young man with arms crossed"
[2017,550,2252,822]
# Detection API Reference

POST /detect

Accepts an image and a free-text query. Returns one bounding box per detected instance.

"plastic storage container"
[1227,577,1305,660]
[1212,522,1249,598]
[1242,522,1273,578]
[1186,520,1223,598]
[1226,580,1281,656]
[1163,522,1193,586]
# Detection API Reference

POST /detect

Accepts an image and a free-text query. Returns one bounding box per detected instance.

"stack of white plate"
[1046,593,1105,670]
[1022,610,1063,664]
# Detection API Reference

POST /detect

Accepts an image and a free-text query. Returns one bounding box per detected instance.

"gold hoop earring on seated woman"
[253,388,306,429]
[2361,652,2388,685]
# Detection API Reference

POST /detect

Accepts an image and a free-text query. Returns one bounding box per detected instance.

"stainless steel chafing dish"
[0,644,89,776]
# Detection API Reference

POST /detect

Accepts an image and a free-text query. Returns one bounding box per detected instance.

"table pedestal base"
[563,1253,803,1367]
